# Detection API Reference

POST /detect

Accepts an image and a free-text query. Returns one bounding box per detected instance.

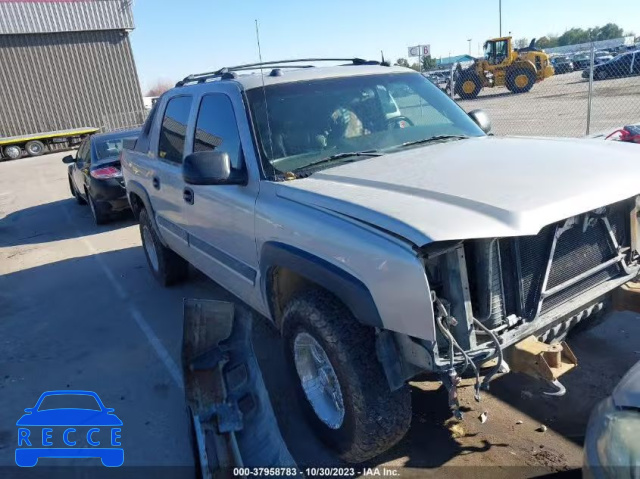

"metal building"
[0,0,144,138]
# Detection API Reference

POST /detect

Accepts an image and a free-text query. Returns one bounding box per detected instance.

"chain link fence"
[427,45,640,137]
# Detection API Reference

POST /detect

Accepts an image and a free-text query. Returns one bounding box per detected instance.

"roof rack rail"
[175,57,384,87]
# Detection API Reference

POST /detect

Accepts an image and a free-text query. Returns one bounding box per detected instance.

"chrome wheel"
[294,332,345,429]
[142,225,159,272]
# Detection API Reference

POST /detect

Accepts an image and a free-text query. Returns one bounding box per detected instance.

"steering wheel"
[387,115,415,129]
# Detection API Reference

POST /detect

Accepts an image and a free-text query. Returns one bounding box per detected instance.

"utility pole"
[467,38,472,55]
[499,0,502,36]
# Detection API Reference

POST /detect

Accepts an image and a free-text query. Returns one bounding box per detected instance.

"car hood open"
[277,137,640,245]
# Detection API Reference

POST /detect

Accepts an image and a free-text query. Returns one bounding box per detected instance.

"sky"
[130,0,639,93]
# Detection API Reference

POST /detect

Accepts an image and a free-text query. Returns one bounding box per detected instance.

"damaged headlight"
[584,397,640,478]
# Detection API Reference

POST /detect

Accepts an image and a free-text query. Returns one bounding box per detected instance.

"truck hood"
[277,137,640,245]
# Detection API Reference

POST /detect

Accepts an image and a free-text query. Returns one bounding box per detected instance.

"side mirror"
[62,155,75,164]
[183,151,246,186]
[469,109,492,134]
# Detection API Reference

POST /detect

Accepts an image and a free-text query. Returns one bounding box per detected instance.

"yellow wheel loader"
[454,37,554,100]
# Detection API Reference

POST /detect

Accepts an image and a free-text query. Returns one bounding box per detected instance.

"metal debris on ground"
[537,425,548,432]
[479,412,488,424]
[516,420,523,425]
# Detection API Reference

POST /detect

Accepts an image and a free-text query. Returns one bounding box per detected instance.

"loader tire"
[139,208,188,286]
[455,72,482,99]
[282,289,411,463]
[506,68,536,94]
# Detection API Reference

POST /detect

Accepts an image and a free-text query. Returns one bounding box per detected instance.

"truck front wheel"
[282,289,411,463]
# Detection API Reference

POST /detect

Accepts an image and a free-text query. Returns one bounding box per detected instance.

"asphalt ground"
[2,152,640,478]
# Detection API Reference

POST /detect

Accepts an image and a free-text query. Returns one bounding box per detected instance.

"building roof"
[436,54,476,66]
[0,0,134,35]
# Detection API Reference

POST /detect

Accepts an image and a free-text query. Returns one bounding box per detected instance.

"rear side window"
[193,94,243,169]
[158,96,193,163]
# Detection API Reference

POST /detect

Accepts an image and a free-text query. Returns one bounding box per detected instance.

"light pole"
[467,39,472,55]
[499,0,502,36]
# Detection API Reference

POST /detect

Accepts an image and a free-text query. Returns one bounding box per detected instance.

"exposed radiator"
[498,202,631,321]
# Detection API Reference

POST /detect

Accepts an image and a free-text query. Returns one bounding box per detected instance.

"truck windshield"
[246,72,484,176]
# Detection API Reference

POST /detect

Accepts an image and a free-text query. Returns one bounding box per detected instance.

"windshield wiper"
[302,150,383,170]
[401,135,469,148]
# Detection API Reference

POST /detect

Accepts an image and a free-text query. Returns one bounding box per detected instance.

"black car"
[583,51,640,80]
[571,53,590,70]
[551,56,574,74]
[63,128,140,224]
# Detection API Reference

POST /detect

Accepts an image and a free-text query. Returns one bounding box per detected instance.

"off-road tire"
[87,190,108,225]
[282,289,411,463]
[25,140,46,157]
[139,208,188,286]
[68,175,86,204]
[506,68,536,94]
[454,72,482,100]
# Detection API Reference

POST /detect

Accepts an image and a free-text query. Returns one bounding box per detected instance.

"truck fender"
[126,180,165,244]
[260,242,383,329]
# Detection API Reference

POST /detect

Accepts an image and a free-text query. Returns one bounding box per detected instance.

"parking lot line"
[39,176,184,390]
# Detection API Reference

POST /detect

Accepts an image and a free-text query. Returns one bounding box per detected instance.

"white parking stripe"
[40,177,184,390]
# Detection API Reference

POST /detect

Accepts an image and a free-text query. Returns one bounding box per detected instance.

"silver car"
[121,59,640,463]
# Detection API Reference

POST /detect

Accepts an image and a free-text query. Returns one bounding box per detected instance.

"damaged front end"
[383,196,640,418]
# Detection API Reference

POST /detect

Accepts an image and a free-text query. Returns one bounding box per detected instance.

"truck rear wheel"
[3,145,22,160]
[282,289,411,463]
[506,68,536,94]
[25,140,46,157]
[139,208,188,286]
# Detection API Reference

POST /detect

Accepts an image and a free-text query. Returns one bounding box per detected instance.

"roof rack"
[175,57,386,87]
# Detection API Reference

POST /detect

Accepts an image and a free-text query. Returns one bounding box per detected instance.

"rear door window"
[158,96,193,163]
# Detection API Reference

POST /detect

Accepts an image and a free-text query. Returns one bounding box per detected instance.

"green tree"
[558,28,589,46]
[537,35,559,48]
[422,56,437,70]
[396,58,410,67]
[595,23,624,40]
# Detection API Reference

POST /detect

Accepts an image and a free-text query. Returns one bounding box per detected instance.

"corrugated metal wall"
[0,30,144,137]
[0,0,134,35]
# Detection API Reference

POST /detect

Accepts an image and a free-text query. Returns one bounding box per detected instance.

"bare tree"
[514,38,530,49]
[145,80,174,97]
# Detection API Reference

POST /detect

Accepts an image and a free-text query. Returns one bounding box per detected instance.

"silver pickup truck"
[121,59,640,463]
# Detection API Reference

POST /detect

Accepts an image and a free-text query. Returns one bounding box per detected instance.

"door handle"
[152,176,160,189]
[183,187,194,205]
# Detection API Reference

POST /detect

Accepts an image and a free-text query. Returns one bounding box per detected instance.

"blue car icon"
[16,390,123,467]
